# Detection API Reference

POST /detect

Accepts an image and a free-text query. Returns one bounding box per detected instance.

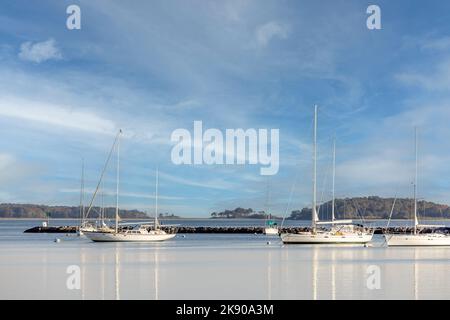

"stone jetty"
[24,226,78,233]
[24,225,450,234]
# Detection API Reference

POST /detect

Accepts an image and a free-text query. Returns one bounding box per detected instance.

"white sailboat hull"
[83,231,176,242]
[281,232,373,244]
[385,233,450,246]
[264,227,279,235]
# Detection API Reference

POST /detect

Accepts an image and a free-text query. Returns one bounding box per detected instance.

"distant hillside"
[211,207,280,219]
[0,203,149,219]
[289,196,450,220]
[210,197,450,220]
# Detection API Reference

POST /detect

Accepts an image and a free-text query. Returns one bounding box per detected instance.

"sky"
[1,0,450,217]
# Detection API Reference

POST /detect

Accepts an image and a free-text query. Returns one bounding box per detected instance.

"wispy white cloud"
[158,170,238,191]
[0,153,39,186]
[0,153,15,171]
[337,156,412,186]
[59,187,184,201]
[0,96,117,135]
[394,60,450,92]
[3,0,450,215]
[395,34,450,93]
[18,38,62,63]
[420,36,450,51]
[255,21,289,47]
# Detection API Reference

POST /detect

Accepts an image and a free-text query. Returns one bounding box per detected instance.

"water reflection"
[111,244,163,300]
[331,250,336,300]
[115,245,120,300]
[154,247,159,300]
[304,245,450,300]
[414,249,419,300]
[2,232,450,299]
[101,250,105,300]
[312,247,318,300]
[81,247,85,300]
[267,250,271,300]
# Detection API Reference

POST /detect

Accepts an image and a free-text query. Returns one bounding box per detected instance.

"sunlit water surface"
[1,219,450,299]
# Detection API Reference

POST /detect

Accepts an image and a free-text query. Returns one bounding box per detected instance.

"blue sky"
[1,0,450,217]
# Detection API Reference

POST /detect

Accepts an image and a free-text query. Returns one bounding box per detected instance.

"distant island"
[210,196,450,220]
[211,207,281,219]
[0,203,180,219]
[2,196,450,220]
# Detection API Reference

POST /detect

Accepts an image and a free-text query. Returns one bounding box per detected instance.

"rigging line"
[351,198,366,224]
[386,196,398,230]
[280,169,301,229]
[343,199,346,220]
[280,109,314,228]
[318,157,330,206]
[85,130,121,219]
[422,199,428,221]
[438,206,444,221]
[264,175,271,218]
[318,145,333,220]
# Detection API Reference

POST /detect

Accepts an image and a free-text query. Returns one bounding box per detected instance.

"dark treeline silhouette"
[289,196,450,220]
[210,197,450,220]
[211,207,277,219]
[0,203,148,219]
[3,196,450,220]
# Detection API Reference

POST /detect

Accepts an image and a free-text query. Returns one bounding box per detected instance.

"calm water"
[1,219,450,299]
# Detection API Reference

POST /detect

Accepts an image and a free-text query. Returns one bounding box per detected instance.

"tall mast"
[101,179,104,224]
[332,136,336,222]
[79,158,85,227]
[115,129,122,234]
[312,105,318,230]
[413,127,418,234]
[265,177,271,220]
[155,167,159,229]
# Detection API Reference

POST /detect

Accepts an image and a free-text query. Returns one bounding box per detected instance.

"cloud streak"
[59,187,184,201]
[18,38,62,63]
[0,96,117,135]
[255,21,289,47]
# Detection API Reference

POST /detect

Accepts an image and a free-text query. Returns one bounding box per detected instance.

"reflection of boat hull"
[385,233,450,246]
[281,232,373,244]
[84,231,176,242]
[78,225,98,236]
[264,227,279,235]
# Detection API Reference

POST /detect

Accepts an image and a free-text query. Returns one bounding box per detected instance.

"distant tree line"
[158,213,181,219]
[211,207,279,219]
[0,203,149,219]
[210,196,450,220]
[289,196,450,220]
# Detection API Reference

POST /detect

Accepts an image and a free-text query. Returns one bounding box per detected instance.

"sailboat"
[280,105,373,244]
[264,216,279,235]
[263,180,279,235]
[83,130,176,242]
[384,128,450,246]
[78,159,96,235]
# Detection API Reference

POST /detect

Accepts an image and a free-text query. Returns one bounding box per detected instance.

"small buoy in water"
[182,235,186,238]
[54,238,61,243]
[267,241,271,245]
